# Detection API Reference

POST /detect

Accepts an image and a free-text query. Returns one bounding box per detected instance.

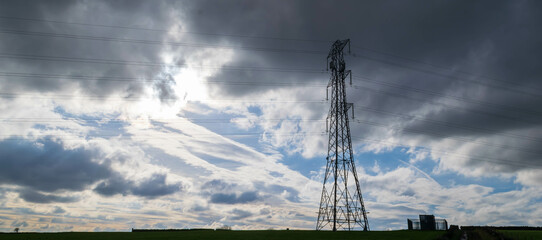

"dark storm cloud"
[183,0,542,172]
[210,191,260,204]
[229,208,253,220]
[267,184,300,202]
[253,182,301,203]
[93,174,131,196]
[94,173,182,198]
[201,179,260,204]
[0,0,179,97]
[178,0,348,97]
[18,189,78,204]
[201,180,299,204]
[183,0,542,112]
[0,138,111,192]
[0,137,181,200]
[52,206,66,214]
[191,204,209,212]
[131,173,182,197]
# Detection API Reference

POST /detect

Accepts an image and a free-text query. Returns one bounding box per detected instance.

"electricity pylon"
[316,39,369,231]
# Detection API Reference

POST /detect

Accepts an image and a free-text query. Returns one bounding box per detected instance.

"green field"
[498,230,542,240]
[0,230,445,240]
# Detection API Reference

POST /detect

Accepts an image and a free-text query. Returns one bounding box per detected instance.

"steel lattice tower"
[316,39,369,231]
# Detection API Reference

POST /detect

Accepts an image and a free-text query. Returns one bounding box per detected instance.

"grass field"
[0,230,446,240]
[498,230,542,240]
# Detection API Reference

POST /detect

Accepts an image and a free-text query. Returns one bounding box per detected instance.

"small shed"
[407,215,447,230]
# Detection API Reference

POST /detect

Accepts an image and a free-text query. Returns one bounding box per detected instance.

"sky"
[0,0,541,232]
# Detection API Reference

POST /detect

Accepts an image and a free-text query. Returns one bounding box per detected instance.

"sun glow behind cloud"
[128,46,235,122]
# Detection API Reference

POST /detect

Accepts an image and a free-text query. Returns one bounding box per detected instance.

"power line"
[1,69,540,119]
[0,132,327,140]
[3,13,530,93]
[1,69,540,127]
[350,53,542,99]
[0,92,326,103]
[1,66,539,126]
[354,105,542,144]
[0,73,540,127]
[351,85,541,126]
[352,46,542,93]
[0,29,326,55]
[1,49,540,107]
[0,117,326,123]
[3,68,540,118]
[3,14,528,94]
[0,71,327,87]
[1,45,540,105]
[353,75,542,117]
[0,15,331,43]
[0,72,539,129]
[3,15,539,96]
[3,70,541,126]
[0,53,326,73]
